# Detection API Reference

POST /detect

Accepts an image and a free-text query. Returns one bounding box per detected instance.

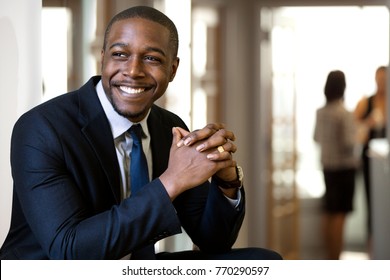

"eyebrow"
[109,42,166,57]
[109,42,128,49]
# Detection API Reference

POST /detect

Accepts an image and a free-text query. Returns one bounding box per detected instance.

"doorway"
[264,6,389,259]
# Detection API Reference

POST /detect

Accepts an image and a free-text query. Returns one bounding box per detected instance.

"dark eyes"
[111,52,161,63]
[144,56,161,62]
[112,52,127,58]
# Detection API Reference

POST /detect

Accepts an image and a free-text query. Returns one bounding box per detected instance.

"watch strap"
[212,166,243,189]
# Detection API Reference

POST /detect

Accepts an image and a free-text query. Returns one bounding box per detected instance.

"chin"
[115,106,146,122]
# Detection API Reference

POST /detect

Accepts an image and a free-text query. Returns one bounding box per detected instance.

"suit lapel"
[78,77,121,202]
[147,106,173,179]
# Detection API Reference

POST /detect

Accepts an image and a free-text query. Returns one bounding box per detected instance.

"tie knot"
[129,124,143,144]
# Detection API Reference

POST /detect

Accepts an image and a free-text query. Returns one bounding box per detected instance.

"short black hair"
[324,70,346,103]
[103,6,179,57]
[376,65,387,75]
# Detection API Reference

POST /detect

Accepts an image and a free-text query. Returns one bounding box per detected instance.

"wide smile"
[119,86,148,96]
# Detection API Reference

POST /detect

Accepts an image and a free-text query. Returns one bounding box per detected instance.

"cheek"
[154,67,173,84]
[154,75,170,93]
[102,57,122,73]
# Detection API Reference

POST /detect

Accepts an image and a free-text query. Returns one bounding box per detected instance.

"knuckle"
[206,123,217,130]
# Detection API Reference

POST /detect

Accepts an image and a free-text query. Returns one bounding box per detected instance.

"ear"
[170,57,180,81]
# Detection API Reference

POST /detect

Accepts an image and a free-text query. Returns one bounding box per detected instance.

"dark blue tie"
[129,124,149,196]
[128,124,155,259]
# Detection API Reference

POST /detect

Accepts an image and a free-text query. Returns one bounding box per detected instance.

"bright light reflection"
[41,8,69,102]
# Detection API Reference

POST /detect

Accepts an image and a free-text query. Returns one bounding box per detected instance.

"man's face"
[101,17,179,122]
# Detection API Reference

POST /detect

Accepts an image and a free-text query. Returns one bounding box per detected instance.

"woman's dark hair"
[324,70,346,103]
[103,6,179,57]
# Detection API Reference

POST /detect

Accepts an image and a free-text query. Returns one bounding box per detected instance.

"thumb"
[174,127,190,147]
[175,127,190,138]
[171,127,183,146]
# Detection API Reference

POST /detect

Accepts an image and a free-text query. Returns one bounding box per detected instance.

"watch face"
[237,166,243,181]
[236,166,243,188]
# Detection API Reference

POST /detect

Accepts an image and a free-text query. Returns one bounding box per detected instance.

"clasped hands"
[160,123,239,200]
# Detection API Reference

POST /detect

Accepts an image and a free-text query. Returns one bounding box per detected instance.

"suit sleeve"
[174,179,245,253]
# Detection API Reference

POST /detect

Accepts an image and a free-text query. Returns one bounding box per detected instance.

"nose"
[124,56,145,78]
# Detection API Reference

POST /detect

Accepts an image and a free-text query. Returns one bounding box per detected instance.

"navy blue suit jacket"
[0,76,245,259]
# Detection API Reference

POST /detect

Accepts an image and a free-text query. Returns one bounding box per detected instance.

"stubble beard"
[112,101,146,121]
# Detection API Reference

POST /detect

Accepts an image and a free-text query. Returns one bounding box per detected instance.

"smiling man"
[0,6,281,260]
[100,14,179,123]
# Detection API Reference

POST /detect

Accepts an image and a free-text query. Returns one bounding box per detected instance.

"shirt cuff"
[224,189,242,209]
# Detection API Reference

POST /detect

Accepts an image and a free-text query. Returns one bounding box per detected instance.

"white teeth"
[119,86,145,94]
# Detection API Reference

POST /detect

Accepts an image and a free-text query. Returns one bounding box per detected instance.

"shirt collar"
[96,80,150,139]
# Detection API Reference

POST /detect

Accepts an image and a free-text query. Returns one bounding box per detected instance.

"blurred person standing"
[314,70,358,259]
[353,66,387,249]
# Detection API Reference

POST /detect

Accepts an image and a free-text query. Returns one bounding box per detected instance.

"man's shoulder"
[149,105,188,129]
[15,77,100,127]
